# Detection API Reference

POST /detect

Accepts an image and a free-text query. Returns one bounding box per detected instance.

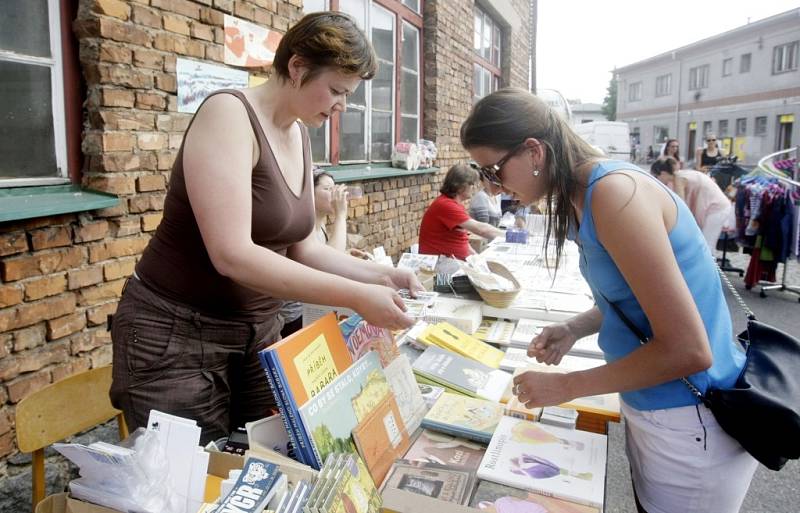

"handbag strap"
[714,261,757,321]
[598,292,707,402]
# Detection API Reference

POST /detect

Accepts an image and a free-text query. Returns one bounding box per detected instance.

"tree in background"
[602,75,617,121]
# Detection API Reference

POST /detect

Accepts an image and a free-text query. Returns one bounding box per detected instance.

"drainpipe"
[674,51,682,137]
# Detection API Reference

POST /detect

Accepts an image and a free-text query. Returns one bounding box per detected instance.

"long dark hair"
[460,88,602,270]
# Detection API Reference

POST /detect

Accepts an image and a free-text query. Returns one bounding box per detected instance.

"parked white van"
[574,121,631,162]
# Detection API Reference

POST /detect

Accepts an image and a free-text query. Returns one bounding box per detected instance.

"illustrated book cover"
[402,429,486,471]
[477,416,607,508]
[469,480,600,513]
[351,393,411,486]
[421,392,504,444]
[380,460,475,505]
[339,314,399,368]
[382,354,427,434]
[420,322,505,369]
[412,345,512,402]
[473,319,516,346]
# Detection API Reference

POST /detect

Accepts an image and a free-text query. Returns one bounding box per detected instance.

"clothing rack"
[752,147,800,301]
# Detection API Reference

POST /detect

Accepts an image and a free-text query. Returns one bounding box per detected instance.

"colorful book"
[503,396,543,422]
[380,460,475,505]
[402,429,486,471]
[260,313,354,465]
[321,453,381,513]
[298,352,390,468]
[477,416,607,509]
[420,322,505,369]
[351,393,411,485]
[473,319,516,345]
[339,314,399,368]
[421,392,504,444]
[215,458,281,513]
[417,383,445,409]
[412,345,512,402]
[382,354,427,434]
[469,480,600,513]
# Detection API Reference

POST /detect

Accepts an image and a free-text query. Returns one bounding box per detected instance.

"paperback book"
[260,313,354,464]
[477,416,607,509]
[413,345,512,402]
[380,460,475,505]
[403,429,486,471]
[382,354,427,433]
[339,314,399,368]
[500,349,604,373]
[417,383,445,409]
[421,392,504,444]
[351,393,411,485]
[469,480,600,513]
[420,322,505,369]
[473,319,516,346]
[422,296,483,335]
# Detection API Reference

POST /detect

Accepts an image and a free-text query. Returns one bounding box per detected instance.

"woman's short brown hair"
[273,12,377,86]
[440,163,479,198]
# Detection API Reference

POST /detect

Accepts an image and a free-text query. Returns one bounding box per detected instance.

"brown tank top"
[136,89,315,321]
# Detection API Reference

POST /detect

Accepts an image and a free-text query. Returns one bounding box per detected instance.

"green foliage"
[312,424,355,462]
[602,76,617,121]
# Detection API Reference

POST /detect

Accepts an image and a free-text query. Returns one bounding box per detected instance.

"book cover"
[215,457,281,513]
[382,354,427,434]
[503,396,543,422]
[469,480,600,513]
[402,429,486,471]
[417,383,445,409]
[500,349,604,373]
[322,453,381,513]
[339,314,400,368]
[397,253,439,273]
[298,352,390,468]
[412,345,512,402]
[422,296,483,335]
[380,460,475,505]
[351,393,411,486]
[421,392,504,444]
[474,319,516,346]
[422,322,505,369]
[477,417,607,509]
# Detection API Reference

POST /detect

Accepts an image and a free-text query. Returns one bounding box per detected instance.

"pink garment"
[675,169,731,229]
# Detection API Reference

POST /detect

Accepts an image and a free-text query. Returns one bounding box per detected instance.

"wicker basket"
[471,261,520,308]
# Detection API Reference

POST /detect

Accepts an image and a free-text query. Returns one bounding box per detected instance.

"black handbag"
[603,266,800,471]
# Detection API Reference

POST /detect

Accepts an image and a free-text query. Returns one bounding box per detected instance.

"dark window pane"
[0,61,56,179]
[372,62,393,112]
[348,80,366,108]
[371,7,394,61]
[0,0,51,57]
[340,109,366,161]
[401,0,419,13]
[400,116,418,144]
[370,111,392,160]
[401,70,418,116]
[307,123,327,163]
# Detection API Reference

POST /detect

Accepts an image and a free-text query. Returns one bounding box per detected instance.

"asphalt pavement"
[604,250,800,513]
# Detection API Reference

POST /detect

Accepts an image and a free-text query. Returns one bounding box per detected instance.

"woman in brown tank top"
[110,12,422,444]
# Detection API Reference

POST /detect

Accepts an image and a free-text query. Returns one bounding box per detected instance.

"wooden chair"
[16,365,129,511]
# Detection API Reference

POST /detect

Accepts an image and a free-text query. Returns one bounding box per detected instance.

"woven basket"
[471,261,520,308]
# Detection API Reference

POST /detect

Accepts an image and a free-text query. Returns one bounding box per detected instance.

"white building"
[570,102,607,125]
[615,8,799,165]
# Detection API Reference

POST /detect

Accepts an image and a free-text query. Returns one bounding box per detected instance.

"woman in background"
[661,138,683,169]
[696,133,725,173]
[469,179,503,226]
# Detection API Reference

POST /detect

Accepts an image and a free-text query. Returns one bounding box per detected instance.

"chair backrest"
[16,365,128,511]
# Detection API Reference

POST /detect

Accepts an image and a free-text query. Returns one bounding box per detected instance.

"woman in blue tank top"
[460,88,756,513]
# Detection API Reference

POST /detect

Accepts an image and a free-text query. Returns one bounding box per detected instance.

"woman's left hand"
[513,371,573,409]
[332,184,349,216]
[385,266,425,294]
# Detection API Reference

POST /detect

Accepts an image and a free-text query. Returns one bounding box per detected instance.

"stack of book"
[420,392,505,444]
[412,345,512,402]
[417,321,505,368]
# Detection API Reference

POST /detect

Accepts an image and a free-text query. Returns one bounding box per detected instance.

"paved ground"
[604,249,800,513]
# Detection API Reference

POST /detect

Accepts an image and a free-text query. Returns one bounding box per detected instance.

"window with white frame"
[1,0,68,186]
[736,118,746,136]
[304,0,422,165]
[740,53,751,73]
[722,58,732,77]
[688,64,709,90]
[754,116,767,136]
[628,81,642,102]
[718,119,729,137]
[772,41,798,74]
[655,74,671,97]
[473,6,502,103]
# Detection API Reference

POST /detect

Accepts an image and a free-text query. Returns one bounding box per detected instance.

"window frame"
[754,116,767,137]
[735,118,747,136]
[306,0,424,166]
[740,53,751,73]
[722,58,732,77]
[772,41,799,74]
[718,119,729,137]
[688,64,709,90]
[628,81,642,102]
[655,73,671,97]
[1,0,70,187]
[472,4,503,103]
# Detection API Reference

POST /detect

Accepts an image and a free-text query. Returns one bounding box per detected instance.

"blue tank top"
[574,161,745,410]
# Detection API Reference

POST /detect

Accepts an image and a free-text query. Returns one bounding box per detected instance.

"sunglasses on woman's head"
[468,142,527,187]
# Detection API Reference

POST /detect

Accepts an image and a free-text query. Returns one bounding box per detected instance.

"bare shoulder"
[188,93,252,137]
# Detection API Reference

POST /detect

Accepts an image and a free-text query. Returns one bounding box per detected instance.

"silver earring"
[533,169,540,177]
[290,78,296,88]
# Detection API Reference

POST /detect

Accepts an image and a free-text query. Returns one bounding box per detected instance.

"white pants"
[701,205,731,253]
[622,401,758,513]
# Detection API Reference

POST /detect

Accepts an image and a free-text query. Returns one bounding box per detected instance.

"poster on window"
[176,58,249,113]
[224,14,282,67]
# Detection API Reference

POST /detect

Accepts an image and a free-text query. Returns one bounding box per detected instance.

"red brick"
[0,432,14,459]
[77,279,125,306]
[86,301,118,327]
[86,174,136,195]
[131,5,161,29]
[29,226,72,250]
[137,174,166,192]
[6,369,52,404]
[88,236,149,263]
[151,0,201,18]
[73,221,110,243]
[133,49,164,70]
[100,88,135,108]
[98,42,132,64]
[0,284,24,308]
[1,247,85,282]
[0,232,28,256]
[141,213,164,232]
[23,274,68,301]
[92,0,131,20]
[110,217,141,237]
[71,329,111,354]
[68,266,104,290]
[12,325,47,352]
[0,294,77,332]
[47,313,88,341]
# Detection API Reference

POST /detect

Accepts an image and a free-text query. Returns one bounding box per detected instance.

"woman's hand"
[513,371,573,409]
[348,248,372,260]
[351,283,415,330]
[332,184,349,217]
[527,322,578,365]
[384,266,426,294]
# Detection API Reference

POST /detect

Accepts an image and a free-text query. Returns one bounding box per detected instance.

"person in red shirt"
[419,164,504,259]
